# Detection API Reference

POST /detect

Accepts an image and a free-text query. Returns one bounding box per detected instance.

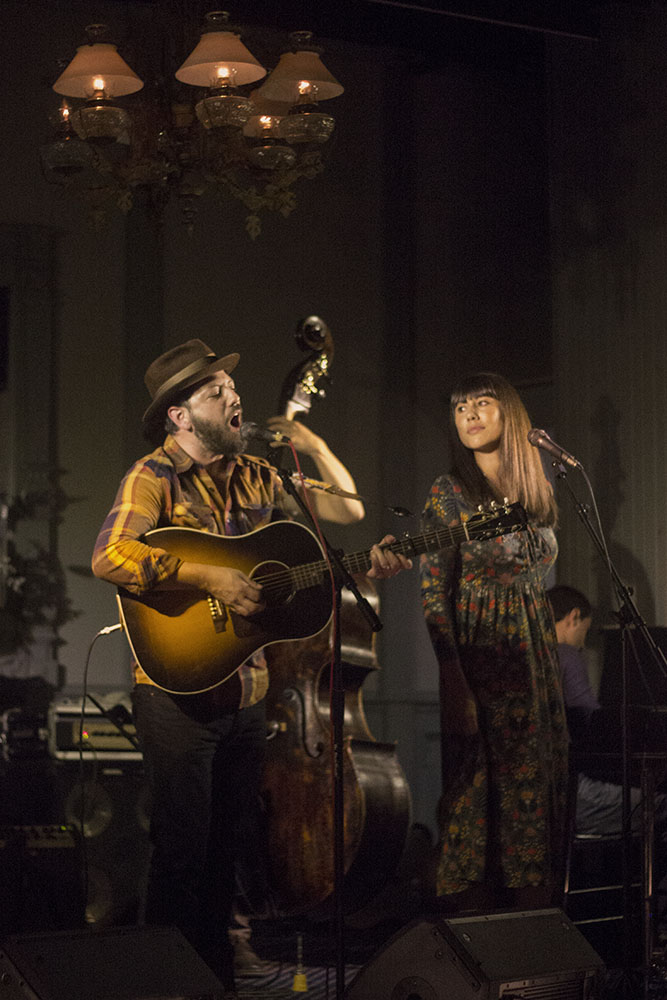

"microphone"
[242,421,291,445]
[527,428,582,470]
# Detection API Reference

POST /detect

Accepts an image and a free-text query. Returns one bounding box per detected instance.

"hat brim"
[142,352,240,426]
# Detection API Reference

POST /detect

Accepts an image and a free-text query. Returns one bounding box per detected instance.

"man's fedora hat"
[143,339,240,426]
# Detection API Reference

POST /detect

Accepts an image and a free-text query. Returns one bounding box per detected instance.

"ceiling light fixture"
[40,11,344,238]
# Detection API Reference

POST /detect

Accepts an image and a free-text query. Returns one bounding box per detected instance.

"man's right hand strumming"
[176,562,265,616]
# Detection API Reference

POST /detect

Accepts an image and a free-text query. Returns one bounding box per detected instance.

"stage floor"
[233,963,360,999]
[229,912,667,1000]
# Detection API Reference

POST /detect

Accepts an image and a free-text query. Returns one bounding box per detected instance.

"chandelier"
[40,11,344,237]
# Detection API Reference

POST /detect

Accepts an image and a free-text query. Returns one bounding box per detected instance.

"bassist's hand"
[176,562,265,616]
[367,535,412,579]
[266,416,321,455]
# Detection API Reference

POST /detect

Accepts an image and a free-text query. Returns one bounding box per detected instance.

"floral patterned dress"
[420,474,569,896]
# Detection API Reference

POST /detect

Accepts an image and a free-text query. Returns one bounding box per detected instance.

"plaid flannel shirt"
[92,435,287,707]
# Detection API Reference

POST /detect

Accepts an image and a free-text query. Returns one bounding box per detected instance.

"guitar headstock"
[466,501,528,541]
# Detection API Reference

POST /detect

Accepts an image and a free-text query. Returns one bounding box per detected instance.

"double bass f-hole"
[266,687,324,758]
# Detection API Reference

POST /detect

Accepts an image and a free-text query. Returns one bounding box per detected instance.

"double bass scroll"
[277,316,334,421]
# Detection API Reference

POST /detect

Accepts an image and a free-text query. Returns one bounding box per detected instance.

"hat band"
[152,352,218,404]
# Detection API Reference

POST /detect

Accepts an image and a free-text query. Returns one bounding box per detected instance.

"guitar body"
[117,521,332,694]
[117,504,527,695]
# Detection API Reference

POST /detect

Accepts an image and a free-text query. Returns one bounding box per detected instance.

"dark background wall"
[2,0,666,835]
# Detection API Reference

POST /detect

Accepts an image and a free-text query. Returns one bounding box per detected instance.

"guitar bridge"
[207,595,228,633]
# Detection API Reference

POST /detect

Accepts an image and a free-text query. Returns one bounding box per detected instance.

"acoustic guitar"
[116,501,527,695]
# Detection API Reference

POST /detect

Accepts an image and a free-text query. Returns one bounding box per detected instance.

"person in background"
[548,584,666,834]
[420,371,568,914]
[548,584,667,929]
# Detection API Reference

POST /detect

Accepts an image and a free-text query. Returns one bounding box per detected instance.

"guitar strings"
[251,521,491,597]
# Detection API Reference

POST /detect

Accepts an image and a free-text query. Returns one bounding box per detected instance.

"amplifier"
[0,825,80,852]
[1,708,50,762]
[49,698,141,760]
[0,825,85,936]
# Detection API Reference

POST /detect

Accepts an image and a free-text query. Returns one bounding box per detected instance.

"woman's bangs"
[450,374,499,408]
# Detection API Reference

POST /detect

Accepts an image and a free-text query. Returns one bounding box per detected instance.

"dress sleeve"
[91,461,182,594]
[420,475,461,653]
[420,475,478,737]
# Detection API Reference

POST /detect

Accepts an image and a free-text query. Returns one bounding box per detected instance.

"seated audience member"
[548,584,667,834]
[548,584,667,928]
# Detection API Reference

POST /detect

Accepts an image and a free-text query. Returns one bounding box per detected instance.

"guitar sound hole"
[252,560,295,610]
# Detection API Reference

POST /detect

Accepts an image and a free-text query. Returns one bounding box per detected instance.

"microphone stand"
[554,463,667,997]
[273,464,382,1000]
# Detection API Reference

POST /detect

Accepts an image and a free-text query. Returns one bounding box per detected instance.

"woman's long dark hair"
[448,372,557,526]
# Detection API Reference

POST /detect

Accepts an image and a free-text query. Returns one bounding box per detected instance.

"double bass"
[258,317,412,919]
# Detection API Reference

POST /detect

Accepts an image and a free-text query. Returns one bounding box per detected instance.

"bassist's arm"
[265,417,365,524]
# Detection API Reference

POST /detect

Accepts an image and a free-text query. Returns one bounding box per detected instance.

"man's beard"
[190,414,244,458]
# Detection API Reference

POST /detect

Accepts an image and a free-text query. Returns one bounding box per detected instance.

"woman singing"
[420,372,568,912]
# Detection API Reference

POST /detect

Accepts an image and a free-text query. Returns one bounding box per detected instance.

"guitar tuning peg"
[490,501,498,509]
[477,504,484,512]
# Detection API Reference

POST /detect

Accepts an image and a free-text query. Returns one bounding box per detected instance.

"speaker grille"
[56,761,151,926]
[506,984,589,1000]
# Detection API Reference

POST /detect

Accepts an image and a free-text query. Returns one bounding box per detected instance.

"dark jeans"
[132,685,266,989]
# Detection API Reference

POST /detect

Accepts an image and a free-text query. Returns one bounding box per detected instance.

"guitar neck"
[340,522,469,576]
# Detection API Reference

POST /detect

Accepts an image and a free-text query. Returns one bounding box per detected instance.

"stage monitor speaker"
[344,907,604,1000]
[0,925,225,1000]
[55,760,151,927]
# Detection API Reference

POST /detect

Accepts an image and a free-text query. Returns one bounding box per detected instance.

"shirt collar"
[162,434,195,472]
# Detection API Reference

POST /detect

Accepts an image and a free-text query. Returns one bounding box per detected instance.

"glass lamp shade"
[41,138,91,178]
[247,141,296,170]
[41,109,92,178]
[195,93,253,129]
[53,43,143,98]
[257,49,343,103]
[71,103,131,144]
[280,110,334,144]
[176,31,266,88]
